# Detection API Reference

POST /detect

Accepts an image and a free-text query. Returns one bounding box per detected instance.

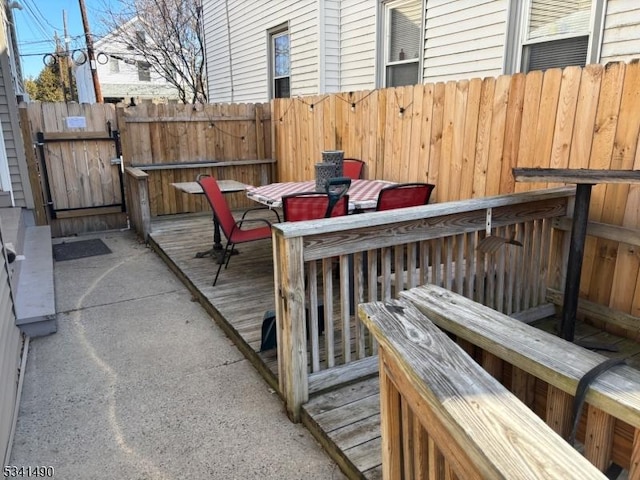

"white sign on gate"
[66,116,87,129]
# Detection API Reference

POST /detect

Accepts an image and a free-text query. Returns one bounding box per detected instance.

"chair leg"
[224,243,235,269]
[213,242,232,286]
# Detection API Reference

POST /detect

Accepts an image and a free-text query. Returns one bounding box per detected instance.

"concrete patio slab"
[10,230,346,480]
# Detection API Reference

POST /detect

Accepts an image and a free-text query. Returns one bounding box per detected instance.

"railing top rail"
[401,284,640,429]
[358,299,606,479]
[273,186,575,239]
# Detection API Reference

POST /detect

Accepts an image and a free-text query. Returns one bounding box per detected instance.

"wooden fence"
[116,102,275,216]
[273,60,640,330]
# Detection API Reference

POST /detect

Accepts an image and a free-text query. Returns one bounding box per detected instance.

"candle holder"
[322,150,344,177]
[315,162,338,192]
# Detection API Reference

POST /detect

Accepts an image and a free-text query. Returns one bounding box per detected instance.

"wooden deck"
[148,213,640,480]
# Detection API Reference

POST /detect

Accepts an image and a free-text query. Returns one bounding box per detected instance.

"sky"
[13,0,122,79]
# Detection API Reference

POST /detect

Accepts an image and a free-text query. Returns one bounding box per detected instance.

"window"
[382,0,422,87]
[506,0,606,73]
[109,57,119,73]
[137,61,151,82]
[270,28,290,98]
[136,30,146,47]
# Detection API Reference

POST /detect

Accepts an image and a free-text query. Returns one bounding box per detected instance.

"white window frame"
[379,0,424,88]
[268,25,290,99]
[504,0,606,74]
[137,61,151,82]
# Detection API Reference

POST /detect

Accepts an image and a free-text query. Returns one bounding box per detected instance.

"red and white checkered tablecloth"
[246,179,395,211]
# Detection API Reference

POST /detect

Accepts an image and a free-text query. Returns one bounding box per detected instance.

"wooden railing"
[358,297,608,479]
[389,284,640,477]
[124,167,151,241]
[271,187,575,420]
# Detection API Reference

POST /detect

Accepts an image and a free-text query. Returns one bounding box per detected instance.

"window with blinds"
[521,0,592,72]
[384,0,422,87]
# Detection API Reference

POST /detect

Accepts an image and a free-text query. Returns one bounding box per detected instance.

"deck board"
[149,213,640,480]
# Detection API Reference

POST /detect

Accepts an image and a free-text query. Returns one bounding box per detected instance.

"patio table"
[513,168,640,347]
[246,179,394,212]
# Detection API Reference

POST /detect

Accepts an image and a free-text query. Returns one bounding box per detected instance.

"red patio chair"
[376,182,435,211]
[197,175,281,286]
[282,193,350,221]
[283,176,351,221]
[343,158,365,180]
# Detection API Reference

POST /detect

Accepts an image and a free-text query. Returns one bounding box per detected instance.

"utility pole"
[53,32,67,101]
[78,0,103,102]
[63,10,76,102]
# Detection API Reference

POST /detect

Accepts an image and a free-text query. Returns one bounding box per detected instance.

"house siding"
[0,46,30,208]
[321,0,341,93]
[0,226,21,462]
[75,20,181,103]
[202,0,640,101]
[340,0,377,92]
[423,0,507,83]
[600,0,640,63]
[203,0,319,103]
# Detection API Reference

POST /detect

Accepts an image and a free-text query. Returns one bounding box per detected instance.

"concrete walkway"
[10,231,345,480]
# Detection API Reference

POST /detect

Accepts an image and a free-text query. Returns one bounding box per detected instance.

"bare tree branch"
[98,0,206,104]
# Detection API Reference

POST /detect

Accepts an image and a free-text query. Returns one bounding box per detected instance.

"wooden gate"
[21,103,128,237]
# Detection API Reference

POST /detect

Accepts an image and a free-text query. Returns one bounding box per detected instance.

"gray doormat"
[53,239,112,261]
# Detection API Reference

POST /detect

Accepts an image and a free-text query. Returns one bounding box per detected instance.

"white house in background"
[201,0,640,103]
[76,17,181,104]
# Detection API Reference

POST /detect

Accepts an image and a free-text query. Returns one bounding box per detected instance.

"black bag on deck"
[260,304,325,352]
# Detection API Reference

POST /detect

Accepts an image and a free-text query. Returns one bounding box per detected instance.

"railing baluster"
[308,260,321,372]
[394,245,405,297]
[514,223,525,312]
[354,251,366,359]
[368,248,379,355]
[583,405,616,471]
[444,236,454,291]
[433,239,442,287]
[340,254,351,364]
[382,247,392,301]
[455,234,464,295]
[540,218,552,305]
[495,226,506,313]
[523,221,534,310]
[322,257,335,368]
[465,232,476,299]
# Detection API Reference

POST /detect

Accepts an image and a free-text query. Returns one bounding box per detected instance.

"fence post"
[273,229,308,422]
[124,167,151,241]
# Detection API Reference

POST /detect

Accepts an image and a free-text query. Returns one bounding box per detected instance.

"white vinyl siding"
[321,0,341,93]
[341,0,377,91]
[600,0,640,63]
[424,0,507,83]
[203,0,318,103]
[0,69,29,208]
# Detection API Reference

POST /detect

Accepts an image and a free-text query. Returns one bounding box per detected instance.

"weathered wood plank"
[401,285,640,429]
[514,168,640,184]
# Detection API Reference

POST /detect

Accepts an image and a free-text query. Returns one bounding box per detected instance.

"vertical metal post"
[560,183,592,341]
